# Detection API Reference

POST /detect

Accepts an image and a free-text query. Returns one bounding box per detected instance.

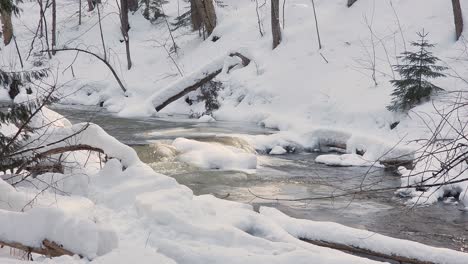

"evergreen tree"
[141,0,168,22]
[387,31,447,112]
[0,69,51,172]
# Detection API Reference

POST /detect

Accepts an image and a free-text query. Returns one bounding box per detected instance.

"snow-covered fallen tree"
[261,207,468,264]
[148,52,250,112]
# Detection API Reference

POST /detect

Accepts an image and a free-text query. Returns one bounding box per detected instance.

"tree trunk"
[128,0,138,12]
[0,11,13,46]
[39,0,44,36]
[347,0,357,7]
[52,0,57,55]
[192,0,217,36]
[191,0,202,31]
[87,0,95,11]
[271,0,282,49]
[78,0,82,25]
[120,0,132,69]
[451,0,464,41]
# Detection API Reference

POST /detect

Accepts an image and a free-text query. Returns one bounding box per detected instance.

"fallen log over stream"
[150,52,251,112]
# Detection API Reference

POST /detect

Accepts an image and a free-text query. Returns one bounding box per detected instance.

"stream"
[54,105,468,252]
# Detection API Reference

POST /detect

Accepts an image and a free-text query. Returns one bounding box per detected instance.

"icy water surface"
[54,105,468,252]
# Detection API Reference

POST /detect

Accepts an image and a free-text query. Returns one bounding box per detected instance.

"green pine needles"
[387,31,447,112]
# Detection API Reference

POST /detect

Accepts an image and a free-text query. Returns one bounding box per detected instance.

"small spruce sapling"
[387,31,447,112]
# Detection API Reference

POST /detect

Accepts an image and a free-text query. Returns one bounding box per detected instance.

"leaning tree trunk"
[347,0,358,7]
[271,0,282,49]
[451,0,464,41]
[192,0,217,36]
[120,0,132,70]
[0,11,13,45]
[52,0,57,55]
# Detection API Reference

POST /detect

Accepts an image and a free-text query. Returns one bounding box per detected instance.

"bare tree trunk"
[42,0,52,59]
[311,0,322,49]
[87,0,95,11]
[39,0,44,36]
[120,0,132,69]
[451,0,464,41]
[78,0,82,25]
[97,3,107,60]
[191,0,202,31]
[52,0,57,55]
[192,0,217,36]
[128,0,138,12]
[271,0,281,49]
[347,0,357,7]
[0,11,13,46]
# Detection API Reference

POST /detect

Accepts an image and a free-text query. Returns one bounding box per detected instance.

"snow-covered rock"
[172,138,257,171]
[269,146,287,155]
[198,115,216,122]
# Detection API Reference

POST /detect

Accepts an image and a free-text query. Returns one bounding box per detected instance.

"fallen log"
[300,238,436,264]
[151,52,250,112]
[0,239,76,258]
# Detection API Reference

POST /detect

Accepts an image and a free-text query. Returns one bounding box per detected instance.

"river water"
[54,105,468,252]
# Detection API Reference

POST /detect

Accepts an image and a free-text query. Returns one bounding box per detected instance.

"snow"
[260,207,468,264]
[0,207,117,258]
[197,115,216,122]
[315,153,376,167]
[269,146,287,155]
[172,137,257,171]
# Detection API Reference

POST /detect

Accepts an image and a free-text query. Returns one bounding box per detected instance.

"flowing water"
[54,105,468,252]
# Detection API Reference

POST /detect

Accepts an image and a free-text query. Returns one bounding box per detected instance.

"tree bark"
[192,0,217,36]
[271,0,282,49]
[78,0,82,25]
[0,239,77,258]
[451,0,464,41]
[191,0,202,31]
[0,11,13,46]
[120,0,132,69]
[128,0,138,12]
[87,0,95,11]
[347,0,358,7]
[52,0,57,55]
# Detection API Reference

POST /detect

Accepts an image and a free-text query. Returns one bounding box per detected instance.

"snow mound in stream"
[315,153,377,167]
[172,138,257,171]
